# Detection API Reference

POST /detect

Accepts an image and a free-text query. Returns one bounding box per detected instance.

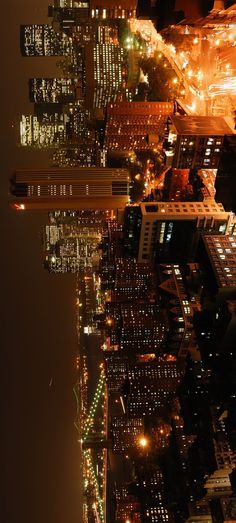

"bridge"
[74,368,107,523]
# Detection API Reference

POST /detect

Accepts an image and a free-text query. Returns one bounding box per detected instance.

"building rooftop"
[203,235,236,289]
[139,201,226,217]
[171,115,233,136]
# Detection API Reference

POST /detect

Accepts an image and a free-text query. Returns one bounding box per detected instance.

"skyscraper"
[28,78,80,103]
[84,42,127,109]
[10,167,130,211]
[127,359,184,417]
[111,416,144,453]
[48,3,90,34]
[19,113,69,148]
[20,24,73,56]
[123,201,235,263]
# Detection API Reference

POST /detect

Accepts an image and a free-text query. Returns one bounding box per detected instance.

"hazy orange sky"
[1,3,82,523]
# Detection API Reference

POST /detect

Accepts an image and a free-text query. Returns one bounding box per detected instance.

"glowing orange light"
[14,203,25,210]
[139,437,148,448]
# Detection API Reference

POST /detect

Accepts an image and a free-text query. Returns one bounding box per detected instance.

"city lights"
[139,436,148,448]
[10,5,236,523]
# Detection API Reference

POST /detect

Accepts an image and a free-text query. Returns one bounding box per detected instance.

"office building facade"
[28,78,80,103]
[165,115,233,170]
[10,167,130,211]
[127,359,183,417]
[20,24,73,56]
[135,201,235,263]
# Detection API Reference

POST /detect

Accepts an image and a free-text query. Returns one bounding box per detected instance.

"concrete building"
[10,167,130,211]
[204,469,233,498]
[135,201,235,263]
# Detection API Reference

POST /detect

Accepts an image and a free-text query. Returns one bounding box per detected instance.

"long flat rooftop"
[171,115,233,136]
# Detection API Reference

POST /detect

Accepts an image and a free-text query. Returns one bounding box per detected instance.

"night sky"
[1,2,82,522]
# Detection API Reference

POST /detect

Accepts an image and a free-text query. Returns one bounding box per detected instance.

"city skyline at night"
[2,2,236,523]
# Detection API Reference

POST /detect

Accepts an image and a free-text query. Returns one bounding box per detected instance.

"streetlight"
[139,436,148,448]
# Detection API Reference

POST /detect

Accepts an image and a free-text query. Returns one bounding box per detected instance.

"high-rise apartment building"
[158,264,201,360]
[115,486,141,523]
[127,359,183,417]
[136,465,175,523]
[48,3,89,34]
[111,416,144,453]
[204,469,233,498]
[200,234,236,294]
[211,406,236,471]
[105,101,173,151]
[84,43,127,109]
[187,500,212,522]
[123,201,235,263]
[105,353,128,392]
[10,167,130,211]
[210,496,236,523]
[165,115,233,169]
[49,209,109,226]
[111,258,154,302]
[71,19,119,45]
[119,304,167,355]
